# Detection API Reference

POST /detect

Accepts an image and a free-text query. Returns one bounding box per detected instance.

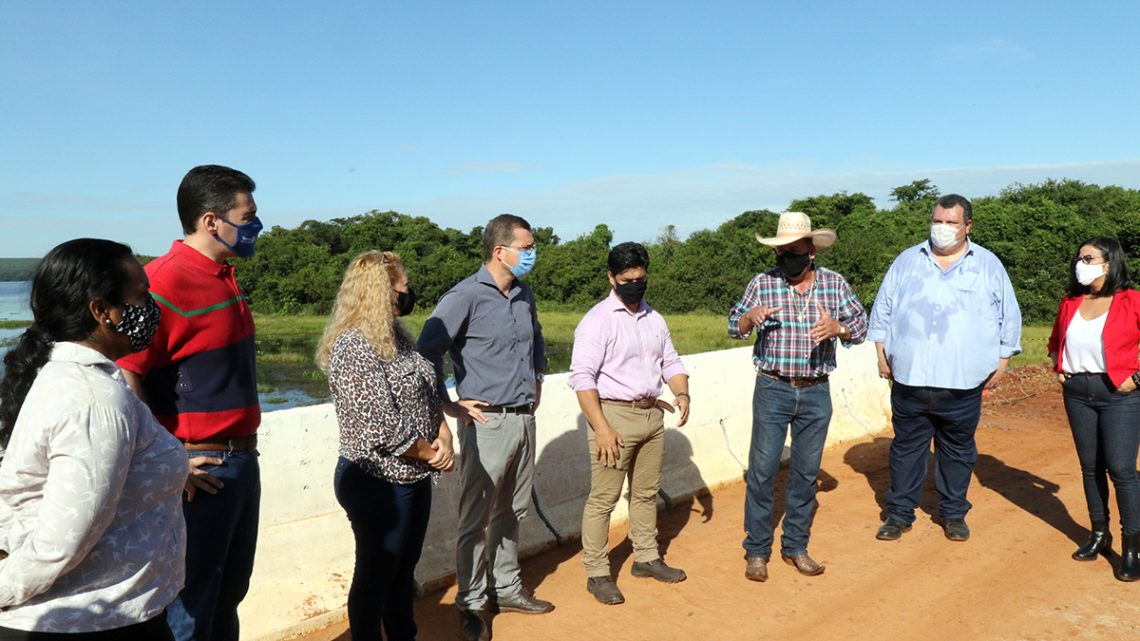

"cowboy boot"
[1072,521,1112,561]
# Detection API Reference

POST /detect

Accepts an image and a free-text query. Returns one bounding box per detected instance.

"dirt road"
[300,369,1140,641]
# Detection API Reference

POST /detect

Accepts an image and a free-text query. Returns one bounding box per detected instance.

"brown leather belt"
[600,397,659,409]
[481,404,534,415]
[761,371,829,389]
[182,434,258,452]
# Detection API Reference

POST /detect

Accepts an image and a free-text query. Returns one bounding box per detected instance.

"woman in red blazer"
[1048,236,1140,581]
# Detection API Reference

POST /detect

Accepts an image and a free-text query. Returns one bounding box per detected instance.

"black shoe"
[586,576,625,605]
[1073,521,1112,561]
[1117,532,1140,582]
[457,609,490,641]
[630,558,687,583]
[876,519,912,541]
[943,518,970,542]
[493,589,555,614]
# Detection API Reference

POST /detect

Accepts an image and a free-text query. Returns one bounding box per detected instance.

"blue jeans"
[1061,374,1140,534]
[334,458,432,641]
[885,383,983,524]
[166,450,261,641]
[743,375,832,558]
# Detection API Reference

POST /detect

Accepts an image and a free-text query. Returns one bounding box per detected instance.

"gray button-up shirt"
[417,265,547,407]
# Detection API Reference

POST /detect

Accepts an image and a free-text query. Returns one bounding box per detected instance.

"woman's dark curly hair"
[0,238,135,448]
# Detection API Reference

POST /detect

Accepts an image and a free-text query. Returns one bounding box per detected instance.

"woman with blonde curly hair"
[317,250,454,640]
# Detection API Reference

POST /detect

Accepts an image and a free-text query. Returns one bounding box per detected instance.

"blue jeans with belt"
[743,375,832,558]
[1061,373,1140,533]
[885,383,983,524]
[166,450,260,641]
[334,457,432,641]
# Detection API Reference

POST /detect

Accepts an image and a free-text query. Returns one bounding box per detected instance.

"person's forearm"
[575,389,612,434]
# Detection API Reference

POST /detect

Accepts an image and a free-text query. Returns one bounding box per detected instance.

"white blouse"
[0,342,188,632]
[1062,311,1108,374]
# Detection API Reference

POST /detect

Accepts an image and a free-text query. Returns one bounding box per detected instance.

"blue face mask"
[501,247,537,278]
[216,216,264,259]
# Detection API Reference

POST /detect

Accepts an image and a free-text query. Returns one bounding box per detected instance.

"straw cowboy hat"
[755,211,837,250]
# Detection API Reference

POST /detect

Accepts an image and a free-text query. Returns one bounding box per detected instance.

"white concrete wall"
[242,343,891,641]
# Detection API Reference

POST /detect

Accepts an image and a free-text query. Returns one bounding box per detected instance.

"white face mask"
[929,223,961,250]
[1075,261,1107,286]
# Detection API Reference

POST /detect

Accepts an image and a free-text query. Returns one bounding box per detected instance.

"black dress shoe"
[1073,521,1112,561]
[876,519,912,541]
[493,589,555,614]
[586,576,625,605]
[631,558,687,583]
[943,518,970,542]
[457,609,490,641]
[1117,532,1140,582]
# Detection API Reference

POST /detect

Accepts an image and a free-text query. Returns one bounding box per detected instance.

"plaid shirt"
[727,266,868,378]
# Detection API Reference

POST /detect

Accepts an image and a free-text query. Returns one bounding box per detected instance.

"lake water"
[0,280,320,408]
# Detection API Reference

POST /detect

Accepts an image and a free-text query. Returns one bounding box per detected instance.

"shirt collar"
[49,341,119,374]
[607,289,649,317]
[476,264,518,294]
[171,240,234,277]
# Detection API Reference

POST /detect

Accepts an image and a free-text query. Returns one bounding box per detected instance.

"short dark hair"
[0,238,135,446]
[176,165,256,235]
[1067,236,1132,298]
[934,194,972,223]
[482,214,532,260]
[608,242,649,274]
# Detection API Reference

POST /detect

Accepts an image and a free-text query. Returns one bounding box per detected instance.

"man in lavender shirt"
[569,242,691,606]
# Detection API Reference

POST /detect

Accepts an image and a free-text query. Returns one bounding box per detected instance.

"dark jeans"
[0,613,173,640]
[743,375,832,558]
[166,450,261,641]
[334,458,432,641]
[1061,373,1140,534]
[885,383,983,525]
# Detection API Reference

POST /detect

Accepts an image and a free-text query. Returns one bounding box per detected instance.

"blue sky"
[2,1,1138,257]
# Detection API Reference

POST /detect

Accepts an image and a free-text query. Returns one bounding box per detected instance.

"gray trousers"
[455,412,537,610]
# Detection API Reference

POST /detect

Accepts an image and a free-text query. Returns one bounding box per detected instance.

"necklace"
[789,280,814,322]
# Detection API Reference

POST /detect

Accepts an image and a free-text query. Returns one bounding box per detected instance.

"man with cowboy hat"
[727,211,867,582]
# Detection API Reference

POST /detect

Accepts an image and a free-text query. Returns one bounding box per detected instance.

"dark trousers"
[166,450,261,641]
[1062,374,1140,534]
[0,613,173,640]
[743,375,832,558]
[334,458,432,641]
[885,383,984,525]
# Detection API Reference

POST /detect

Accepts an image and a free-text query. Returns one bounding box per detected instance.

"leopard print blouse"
[327,329,444,484]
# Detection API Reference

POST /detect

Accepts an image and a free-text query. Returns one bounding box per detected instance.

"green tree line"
[235,179,1140,324]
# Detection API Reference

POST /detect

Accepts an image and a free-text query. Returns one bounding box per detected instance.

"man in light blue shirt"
[868,194,1021,543]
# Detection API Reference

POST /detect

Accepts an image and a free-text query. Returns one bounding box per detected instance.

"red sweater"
[1048,288,1140,387]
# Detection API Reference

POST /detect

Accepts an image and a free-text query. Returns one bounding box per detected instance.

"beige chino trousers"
[581,403,665,577]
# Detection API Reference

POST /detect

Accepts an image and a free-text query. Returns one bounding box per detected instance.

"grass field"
[254,312,1054,405]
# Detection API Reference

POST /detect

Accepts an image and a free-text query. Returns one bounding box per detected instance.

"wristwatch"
[535,372,545,383]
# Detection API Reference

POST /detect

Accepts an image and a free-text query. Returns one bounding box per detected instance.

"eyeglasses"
[1076,254,1106,265]
[500,243,537,253]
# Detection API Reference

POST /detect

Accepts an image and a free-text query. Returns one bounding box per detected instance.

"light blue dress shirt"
[868,239,1022,390]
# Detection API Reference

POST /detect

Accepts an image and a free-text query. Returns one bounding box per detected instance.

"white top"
[1062,311,1108,373]
[0,342,187,632]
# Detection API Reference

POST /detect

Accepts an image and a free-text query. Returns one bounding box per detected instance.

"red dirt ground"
[298,368,1140,641]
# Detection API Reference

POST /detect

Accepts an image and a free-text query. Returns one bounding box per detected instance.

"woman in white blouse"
[1048,237,1140,581]
[0,239,188,639]
[316,251,454,641]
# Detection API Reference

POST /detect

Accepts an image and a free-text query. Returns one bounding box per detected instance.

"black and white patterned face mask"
[114,296,162,352]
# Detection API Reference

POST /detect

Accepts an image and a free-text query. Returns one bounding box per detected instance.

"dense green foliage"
[235,180,1140,323]
[0,258,39,281]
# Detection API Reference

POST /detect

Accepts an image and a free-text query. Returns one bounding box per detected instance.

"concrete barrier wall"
[242,343,891,640]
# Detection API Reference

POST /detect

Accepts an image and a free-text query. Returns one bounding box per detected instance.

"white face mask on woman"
[929,223,961,250]
[1075,261,1107,286]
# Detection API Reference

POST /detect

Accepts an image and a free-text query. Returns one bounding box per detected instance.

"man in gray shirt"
[417,214,551,641]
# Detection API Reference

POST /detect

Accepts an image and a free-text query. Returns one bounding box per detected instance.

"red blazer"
[1048,288,1140,387]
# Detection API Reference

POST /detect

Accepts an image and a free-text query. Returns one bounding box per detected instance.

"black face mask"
[394,286,416,317]
[614,280,648,305]
[776,252,812,277]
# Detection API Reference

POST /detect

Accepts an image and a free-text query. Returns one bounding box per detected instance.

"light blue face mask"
[500,246,537,278]
[216,216,264,259]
